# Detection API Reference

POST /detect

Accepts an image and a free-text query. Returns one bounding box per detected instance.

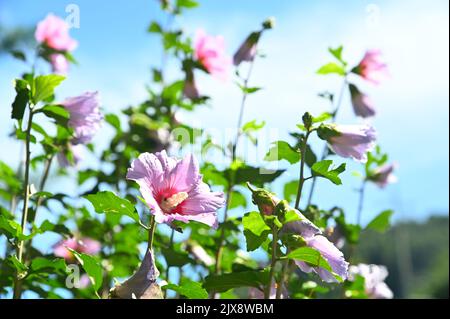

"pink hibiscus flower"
[126,151,224,228]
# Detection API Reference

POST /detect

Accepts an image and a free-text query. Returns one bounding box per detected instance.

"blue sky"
[0,0,449,229]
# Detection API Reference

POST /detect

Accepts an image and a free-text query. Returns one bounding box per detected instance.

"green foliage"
[70,249,103,294]
[242,211,271,251]
[317,62,346,76]
[11,78,30,120]
[265,141,300,164]
[203,271,269,293]
[164,279,208,299]
[365,210,394,233]
[311,160,346,185]
[31,74,65,104]
[85,191,141,224]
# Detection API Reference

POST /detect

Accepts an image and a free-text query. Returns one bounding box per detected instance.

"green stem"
[163,229,175,298]
[356,180,367,226]
[265,227,278,299]
[13,106,34,299]
[214,186,232,275]
[276,248,290,299]
[294,131,311,210]
[23,155,55,266]
[306,76,348,207]
[147,215,156,251]
[232,55,257,161]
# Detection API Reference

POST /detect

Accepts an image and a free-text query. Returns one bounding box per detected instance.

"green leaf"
[223,164,285,187]
[365,210,394,233]
[10,50,27,62]
[242,211,271,251]
[311,160,346,185]
[32,74,65,104]
[313,112,333,123]
[0,214,23,239]
[38,105,70,125]
[317,62,346,76]
[8,255,28,277]
[284,180,298,204]
[105,113,121,132]
[265,141,300,164]
[161,246,194,267]
[242,120,265,133]
[69,249,103,292]
[229,190,247,209]
[148,21,162,33]
[11,79,30,120]
[328,46,347,66]
[30,257,67,274]
[164,279,208,299]
[203,271,269,293]
[286,247,343,281]
[176,0,199,9]
[85,191,140,224]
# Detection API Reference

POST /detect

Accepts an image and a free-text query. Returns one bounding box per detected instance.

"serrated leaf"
[311,160,346,185]
[85,191,140,224]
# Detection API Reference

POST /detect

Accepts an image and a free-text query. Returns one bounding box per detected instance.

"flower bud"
[262,17,276,30]
[246,182,277,216]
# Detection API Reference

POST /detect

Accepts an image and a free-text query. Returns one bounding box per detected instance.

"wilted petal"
[110,249,163,299]
[349,84,376,118]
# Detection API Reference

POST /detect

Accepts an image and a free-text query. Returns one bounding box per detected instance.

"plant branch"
[356,180,367,226]
[294,130,312,210]
[306,76,348,207]
[265,226,278,299]
[13,106,34,299]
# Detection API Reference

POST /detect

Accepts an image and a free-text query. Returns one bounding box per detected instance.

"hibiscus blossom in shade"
[53,237,101,262]
[57,144,83,168]
[280,209,348,282]
[35,13,78,51]
[194,29,231,80]
[349,84,376,118]
[294,235,349,283]
[183,71,200,99]
[233,31,260,66]
[349,264,394,299]
[352,49,389,85]
[126,151,225,228]
[369,163,398,188]
[318,124,377,162]
[61,91,103,145]
[49,53,69,74]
